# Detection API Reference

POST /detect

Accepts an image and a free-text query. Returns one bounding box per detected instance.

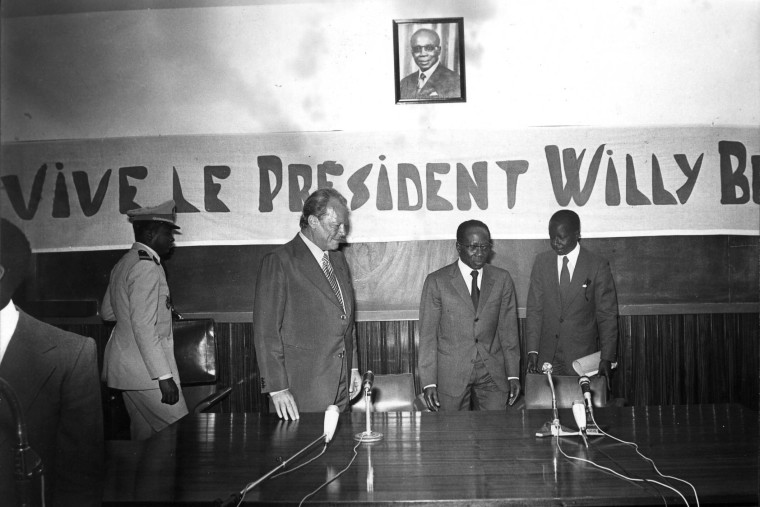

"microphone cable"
[554,435,691,506]
[587,411,699,506]
[592,442,668,504]
[297,434,364,506]
[268,444,328,480]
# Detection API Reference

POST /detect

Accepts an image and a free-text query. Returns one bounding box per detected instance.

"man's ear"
[307,215,319,229]
[142,228,156,247]
[0,265,5,282]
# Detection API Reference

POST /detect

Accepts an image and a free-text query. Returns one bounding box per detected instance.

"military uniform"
[101,201,187,439]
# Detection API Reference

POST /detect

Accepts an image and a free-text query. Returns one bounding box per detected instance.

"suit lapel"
[478,266,496,315]
[564,248,591,309]
[0,311,56,446]
[330,252,352,315]
[291,235,346,313]
[546,254,561,310]
[448,263,475,313]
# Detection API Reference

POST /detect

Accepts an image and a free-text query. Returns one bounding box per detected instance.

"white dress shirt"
[0,299,20,365]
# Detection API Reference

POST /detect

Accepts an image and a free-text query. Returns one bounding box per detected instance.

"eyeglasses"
[412,44,439,54]
[458,242,492,253]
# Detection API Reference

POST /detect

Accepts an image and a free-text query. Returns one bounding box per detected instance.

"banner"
[1,127,757,252]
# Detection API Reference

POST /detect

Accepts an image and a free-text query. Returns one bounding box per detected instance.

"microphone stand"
[353,385,383,442]
[579,376,604,436]
[0,377,45,507]
[535,365,579,438]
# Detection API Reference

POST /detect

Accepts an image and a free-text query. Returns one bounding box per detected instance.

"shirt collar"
[299,231,327,264]
[0,299,20,365]
[565,243,580,264]
[419,60,440,80]
[457,258,482,284]
[557,242,580,269]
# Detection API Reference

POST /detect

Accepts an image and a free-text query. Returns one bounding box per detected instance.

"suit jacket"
[0,310,104,506]
[101,243,181,390]
[418,262,520,397]
[525,247,619,370]
[253,234,358,412]
[400,64,461,100]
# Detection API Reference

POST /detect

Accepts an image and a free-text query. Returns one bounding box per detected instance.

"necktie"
[470,270,480,310]
[560,256,570,288]
[418,72,426,89]
[560,256,571,302]
[321,253,345,313]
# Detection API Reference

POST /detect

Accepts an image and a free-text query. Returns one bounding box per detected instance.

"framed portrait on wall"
[393,17,466,104]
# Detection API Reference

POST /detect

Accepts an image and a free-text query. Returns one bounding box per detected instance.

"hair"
[549,209,581,233]
[0,219,32,305]
[456,219,490,243]
[132,220,168,243]
[299,188,348,229]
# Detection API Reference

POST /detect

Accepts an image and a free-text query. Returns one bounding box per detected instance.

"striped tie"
[321,253,345,312]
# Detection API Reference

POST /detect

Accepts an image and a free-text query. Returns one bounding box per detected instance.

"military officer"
[101,200,188,440]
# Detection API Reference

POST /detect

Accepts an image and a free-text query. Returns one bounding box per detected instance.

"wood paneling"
[29,236,759,319]
[58,311,758,440]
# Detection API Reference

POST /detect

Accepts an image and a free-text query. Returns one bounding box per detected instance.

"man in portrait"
[399,27,461,100]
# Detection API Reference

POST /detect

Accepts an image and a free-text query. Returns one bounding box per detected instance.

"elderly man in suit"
[0,219,103,506]
[419,220,521,411]
[101,200,188,440]
[526,210,619,381]
[399,28,461,100]
[254,188,362,420]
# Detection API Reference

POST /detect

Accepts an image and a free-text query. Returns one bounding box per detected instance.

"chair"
[524,373,608,409]
[349,373,420,412]
[173,319,232,415]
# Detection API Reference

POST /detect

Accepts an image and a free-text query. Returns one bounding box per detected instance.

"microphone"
[579,376,593,412]
[361,371,375,392]
[0,377,44,507]
[354,371,383,443]
[216,405,341,505]
[541,363,558,423]
[535,363,576,438]
[572,400,589,447]
[578,376,604,436]
[324,405,340,443]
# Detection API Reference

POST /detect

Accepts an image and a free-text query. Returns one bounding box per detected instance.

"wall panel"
[56,312,757,439]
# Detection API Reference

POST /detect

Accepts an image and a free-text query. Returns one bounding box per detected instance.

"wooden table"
[103,404,758,506]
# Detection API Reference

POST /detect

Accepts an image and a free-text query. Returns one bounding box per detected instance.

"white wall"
[2,0,758,143]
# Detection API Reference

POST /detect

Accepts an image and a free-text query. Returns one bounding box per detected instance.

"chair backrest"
[349,373,417,412]
[173,319,231,414]
[174,319,218,384]
[524,373,608,409]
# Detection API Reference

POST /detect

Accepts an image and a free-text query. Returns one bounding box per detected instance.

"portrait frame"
[393,17,466,104]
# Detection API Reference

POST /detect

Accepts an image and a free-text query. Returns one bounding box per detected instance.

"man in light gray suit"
[101,200,188,440]
[418,220,521,411]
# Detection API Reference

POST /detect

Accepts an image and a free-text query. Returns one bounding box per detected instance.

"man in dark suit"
[0,219,103,506]
[254,188,362,420]
[419,220,521,411]
[526,210,619,380]
[399,28,461,100]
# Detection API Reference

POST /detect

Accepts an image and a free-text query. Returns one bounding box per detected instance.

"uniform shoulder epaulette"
[137,250,159,264]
